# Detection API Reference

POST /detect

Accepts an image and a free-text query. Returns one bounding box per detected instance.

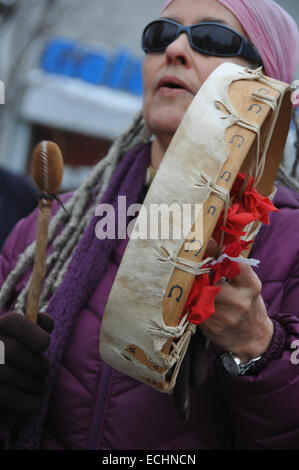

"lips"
[157,76,193,94]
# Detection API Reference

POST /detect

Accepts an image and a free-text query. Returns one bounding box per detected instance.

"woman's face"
[142,0,251,140]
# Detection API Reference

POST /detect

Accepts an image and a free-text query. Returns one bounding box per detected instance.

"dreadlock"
[0,110,151,314]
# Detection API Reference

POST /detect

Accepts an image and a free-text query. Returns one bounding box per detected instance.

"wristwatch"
[220,352,262,376]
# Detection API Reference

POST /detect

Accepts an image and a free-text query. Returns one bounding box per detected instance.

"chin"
[145,109,185,137]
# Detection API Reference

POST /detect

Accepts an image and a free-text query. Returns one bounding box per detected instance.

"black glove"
[173,327,208,422]
[0,312,54,415]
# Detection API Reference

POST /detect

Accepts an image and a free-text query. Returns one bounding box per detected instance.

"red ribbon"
[231,173,279,224]
[182,172,278,326]
[183,273,221,325]
[213,203,255,245]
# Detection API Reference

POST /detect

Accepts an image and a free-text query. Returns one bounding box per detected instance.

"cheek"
[142,56,157,96]
[142,58,154,111]
[194,57,252,86]
[142,94,152,126]
[142,55,165,126]
[194,58,227,85]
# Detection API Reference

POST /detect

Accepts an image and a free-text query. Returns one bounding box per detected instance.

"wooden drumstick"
[25,141,64,323]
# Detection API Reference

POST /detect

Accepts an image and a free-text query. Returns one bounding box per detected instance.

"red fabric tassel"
[213,203,255,245]
[187,286,221,325]
[182,172,278,326]
[183,273,221,325]
[231,173,279,224]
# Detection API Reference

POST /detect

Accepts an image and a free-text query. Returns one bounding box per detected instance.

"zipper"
[87,364,114,450]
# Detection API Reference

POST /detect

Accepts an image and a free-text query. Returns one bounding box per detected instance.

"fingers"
[213,265,262,311]
[228,262,262,293]
[0,363,46,395]
[0,312,53,417]
[0,383,43,415]
[0,312,52,353]
[205,238,262,294]
[0,333,51,379]
[205,238,218,257]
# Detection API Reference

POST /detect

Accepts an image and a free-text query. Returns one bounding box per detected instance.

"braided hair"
[0,111,151,314]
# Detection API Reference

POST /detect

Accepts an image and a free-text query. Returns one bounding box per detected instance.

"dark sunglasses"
[142,19,262,66]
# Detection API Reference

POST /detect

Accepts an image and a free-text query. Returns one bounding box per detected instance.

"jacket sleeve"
[0,194,71,298]
[0,209,39,311]
[0,219,27,287]
[215,232,299,450]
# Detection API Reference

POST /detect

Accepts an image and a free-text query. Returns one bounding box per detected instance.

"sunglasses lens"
[142,21,248,58]
[192,24,242,55]
[143,21,178,51]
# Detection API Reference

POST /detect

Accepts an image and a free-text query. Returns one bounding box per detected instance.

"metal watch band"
[239,356,262,375]
[221,352,262,376]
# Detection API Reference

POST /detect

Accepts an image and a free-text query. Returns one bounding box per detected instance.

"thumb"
[205,238,218,257]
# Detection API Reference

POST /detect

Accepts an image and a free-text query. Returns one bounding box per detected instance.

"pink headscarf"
[161,0,299,84]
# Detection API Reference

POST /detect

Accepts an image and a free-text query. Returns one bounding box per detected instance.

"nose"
[165,32,193,67]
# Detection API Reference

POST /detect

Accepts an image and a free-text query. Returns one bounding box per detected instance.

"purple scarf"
[2,143,151,449]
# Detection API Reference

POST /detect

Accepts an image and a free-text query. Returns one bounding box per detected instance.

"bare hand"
[200,240,273,362]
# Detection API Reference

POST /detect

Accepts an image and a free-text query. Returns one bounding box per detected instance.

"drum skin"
[100,62,292,393]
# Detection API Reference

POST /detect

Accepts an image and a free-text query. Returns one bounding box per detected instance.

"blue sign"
[41,38,144,96]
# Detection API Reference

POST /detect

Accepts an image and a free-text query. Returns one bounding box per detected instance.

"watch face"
[222,355,240,376]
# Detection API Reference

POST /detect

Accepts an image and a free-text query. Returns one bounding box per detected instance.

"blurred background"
[0,0,298,192]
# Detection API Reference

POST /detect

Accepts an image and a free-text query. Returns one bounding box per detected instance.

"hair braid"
[0,111,151,314]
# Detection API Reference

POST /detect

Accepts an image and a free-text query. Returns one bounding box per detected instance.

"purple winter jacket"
[0,184,298,450]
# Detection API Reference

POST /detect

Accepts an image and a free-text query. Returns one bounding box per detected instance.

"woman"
[0,0,298,450]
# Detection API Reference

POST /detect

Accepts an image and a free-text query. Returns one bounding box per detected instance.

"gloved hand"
[173,326,208,422]
[0,312,54,415]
